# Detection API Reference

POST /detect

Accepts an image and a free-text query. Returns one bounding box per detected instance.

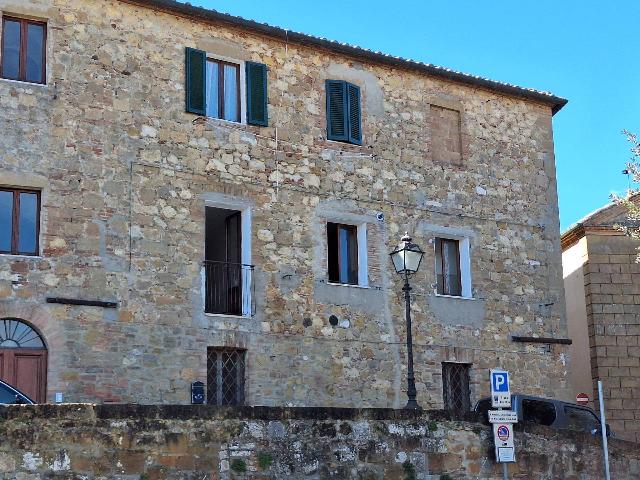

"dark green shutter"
[185,47,206,115]
[346,83,362,145]
[326,80,348,142]
[246,61,268,126]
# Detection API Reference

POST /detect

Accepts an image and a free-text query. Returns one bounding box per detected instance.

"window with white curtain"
[205,58,240,122]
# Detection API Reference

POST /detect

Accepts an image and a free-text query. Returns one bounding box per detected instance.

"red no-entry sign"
[576,393,589,405]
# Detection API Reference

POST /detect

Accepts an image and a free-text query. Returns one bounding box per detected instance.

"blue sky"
[191,0,640,231]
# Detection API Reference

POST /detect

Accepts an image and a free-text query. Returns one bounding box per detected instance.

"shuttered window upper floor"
[185,47,268,126]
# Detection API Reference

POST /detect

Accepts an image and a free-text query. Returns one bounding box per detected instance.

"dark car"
[474,394,611,436]
[0,380,35,405]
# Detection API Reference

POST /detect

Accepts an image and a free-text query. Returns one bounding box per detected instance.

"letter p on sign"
[491,371,509,392]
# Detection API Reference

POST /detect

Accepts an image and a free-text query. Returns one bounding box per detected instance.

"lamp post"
[390,233,425,410]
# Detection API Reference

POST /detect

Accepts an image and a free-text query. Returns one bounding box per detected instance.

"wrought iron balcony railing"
[203,261,255,316]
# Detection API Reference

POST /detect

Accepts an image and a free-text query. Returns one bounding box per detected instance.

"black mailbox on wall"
[191,381,205,404]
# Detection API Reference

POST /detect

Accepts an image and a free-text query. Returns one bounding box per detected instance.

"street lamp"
[390,232,425,410]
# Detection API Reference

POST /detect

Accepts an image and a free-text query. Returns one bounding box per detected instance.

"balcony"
[203,261,254,317]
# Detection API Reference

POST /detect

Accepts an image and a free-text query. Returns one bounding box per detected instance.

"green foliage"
[139,474,150,480]
[614,130,640,261]
[440,475,454,480]
[428,420,438,432]
[402,460,416,480]
[257,451,273,470]
[230,458,247,473]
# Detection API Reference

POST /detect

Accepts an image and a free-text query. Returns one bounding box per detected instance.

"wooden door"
[0,349,47,402]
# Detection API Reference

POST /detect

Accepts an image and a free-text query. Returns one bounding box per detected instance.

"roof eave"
[119,0,568,115]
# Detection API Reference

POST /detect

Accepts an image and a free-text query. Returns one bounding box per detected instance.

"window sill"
[0,254,43,260]
[324,139,364,148]
[433,293,475,301]
[204,116,245,127]
[0,78,48,88]
[326,282,369,289]
[204,312,252,320]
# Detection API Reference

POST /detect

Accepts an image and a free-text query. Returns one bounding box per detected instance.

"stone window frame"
[203,51,248,125]
[324,218,369,288]
[0,12,49,86]
[201,192,253,318]
[426,225,473,299]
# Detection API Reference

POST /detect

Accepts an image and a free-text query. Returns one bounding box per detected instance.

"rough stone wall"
[0,405,637,480]
[0,0,570,407]
[583,234,640,443]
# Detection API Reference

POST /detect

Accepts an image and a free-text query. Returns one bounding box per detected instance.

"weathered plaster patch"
[326,63,384,116]
[426,295,486,328]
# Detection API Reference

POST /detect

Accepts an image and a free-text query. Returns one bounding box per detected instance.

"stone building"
[562,199,640,443]
[0,0,570,408]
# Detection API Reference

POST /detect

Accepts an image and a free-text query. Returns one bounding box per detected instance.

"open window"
[434,236,472,298]
[185,47,268,126]
[205,58,240,122]
[327,222,368,286]
[435,238,461,296]
[204,206,253,316]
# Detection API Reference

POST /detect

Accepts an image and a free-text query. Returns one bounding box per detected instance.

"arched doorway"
[0,318,47,402]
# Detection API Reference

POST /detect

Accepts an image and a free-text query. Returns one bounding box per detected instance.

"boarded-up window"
[435,238,462,297]
[430,105,462,166]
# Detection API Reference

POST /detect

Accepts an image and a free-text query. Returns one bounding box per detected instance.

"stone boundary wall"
[0,406,638,479]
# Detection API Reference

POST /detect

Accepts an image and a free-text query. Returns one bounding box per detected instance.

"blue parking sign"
[490,369,511,408]
[491,370,509,393]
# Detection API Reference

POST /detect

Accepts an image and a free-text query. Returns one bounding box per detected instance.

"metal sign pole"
[497,404,508,480]
[490,369,513,479]
[597,381,611,480]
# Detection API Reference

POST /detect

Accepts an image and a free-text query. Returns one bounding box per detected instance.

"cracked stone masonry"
[0,0,570,408]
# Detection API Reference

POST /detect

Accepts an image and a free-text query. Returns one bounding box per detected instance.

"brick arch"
[0,303,63,402]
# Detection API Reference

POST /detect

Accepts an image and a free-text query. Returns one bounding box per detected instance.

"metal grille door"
[207,347,245,405]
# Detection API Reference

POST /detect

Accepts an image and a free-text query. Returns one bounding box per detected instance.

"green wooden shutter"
[185,47,206,115]
[326,80,348,142]
[246,61,268,126]
[346,83,362,145]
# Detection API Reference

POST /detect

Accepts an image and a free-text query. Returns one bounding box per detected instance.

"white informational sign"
[488,410,518,424]
[498,447,515,462]
[490,369,511,408]
[493,423,515,463]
